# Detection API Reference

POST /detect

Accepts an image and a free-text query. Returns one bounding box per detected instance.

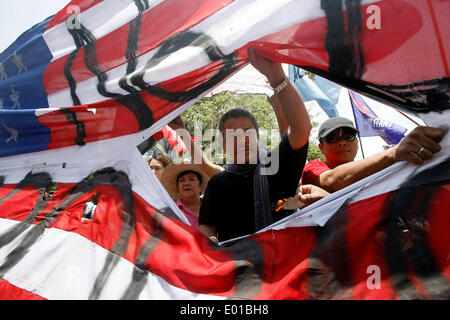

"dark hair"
[177,170,202,184]
[218,108,259,135]
[149,154,171,167]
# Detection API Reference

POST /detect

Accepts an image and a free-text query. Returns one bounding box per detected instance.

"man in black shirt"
[198,49,312,243]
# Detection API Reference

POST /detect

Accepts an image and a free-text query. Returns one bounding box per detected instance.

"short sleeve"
[301,160,330,185]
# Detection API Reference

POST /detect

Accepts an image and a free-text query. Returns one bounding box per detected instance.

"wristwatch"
[272,77,289,95]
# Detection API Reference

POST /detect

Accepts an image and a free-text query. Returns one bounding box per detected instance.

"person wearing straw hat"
[301,117,445,193]
[161,162,210,229]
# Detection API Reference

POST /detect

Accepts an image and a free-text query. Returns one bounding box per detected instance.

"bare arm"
[248,48,311,150]
[316,126,445,192]
[199,224,218,244]
[268,94,289,136]
[168,116,223,177]
[317,148,398,192]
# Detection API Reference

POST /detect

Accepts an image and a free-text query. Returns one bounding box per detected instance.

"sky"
[0,0,71,52]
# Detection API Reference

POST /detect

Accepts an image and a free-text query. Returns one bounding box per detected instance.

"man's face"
[319,127,358,166]
[222,116,259,164]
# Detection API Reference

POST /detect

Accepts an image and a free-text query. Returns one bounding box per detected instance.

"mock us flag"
[0,0,449,300]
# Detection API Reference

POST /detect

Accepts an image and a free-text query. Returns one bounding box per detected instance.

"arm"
[317,149,397,192]
[268,94,289,136]
[297,184,329,206]
[199,224,218,244]
[248,48,311,150]
[168,116,223,177]
[316,126,445,192]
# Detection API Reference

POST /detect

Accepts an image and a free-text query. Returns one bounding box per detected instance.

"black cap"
[318,117,359,139]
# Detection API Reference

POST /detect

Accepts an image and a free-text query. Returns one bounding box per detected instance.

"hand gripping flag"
[349,90,407,145]
[0,0,449,300]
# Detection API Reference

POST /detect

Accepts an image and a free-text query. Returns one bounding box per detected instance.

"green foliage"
[182,91,278,134]
[181,91,281,164]
[181,91,325,164]
[307,143,325,162]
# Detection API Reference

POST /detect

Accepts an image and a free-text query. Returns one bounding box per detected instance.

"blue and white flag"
[288,65,339,118]
[349,90,407,145]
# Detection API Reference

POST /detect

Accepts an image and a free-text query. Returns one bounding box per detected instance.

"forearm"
[199,224,218,243]
[318,148,397,192]
[268,75,311,150]
[177,128,222,176]
[247,48,311,150]
[268,94,289,137]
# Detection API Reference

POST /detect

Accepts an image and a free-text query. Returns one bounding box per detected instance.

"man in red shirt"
[302,117,445,193]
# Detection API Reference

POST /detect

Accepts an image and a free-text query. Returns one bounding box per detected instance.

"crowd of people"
[145,48,445,244]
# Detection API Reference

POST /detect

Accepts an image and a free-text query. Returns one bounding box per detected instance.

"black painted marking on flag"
[119,0,149,90]
[384,157,450,299]
[67,21,155,131]
[120,205,169,300]
[71,168,137,300]
[131,30,239,102]
[229,238,265,299]
[0,168,192,299]
[0,168,136,298]
[65,24,99,105]
[215,237,264,299]
[0,172,54,277]
[320,0,365,78]
[307,203,353,299]
[64,50,82,106]
[373,78,450,112]
[300,65,450,113]
[0,172,52,207]
[60,107,86,146]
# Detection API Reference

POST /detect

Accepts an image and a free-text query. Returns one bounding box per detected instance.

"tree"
[307,120,325,161]
[181,91,281,165]
[180,90,325,164]
[307,143,325,161]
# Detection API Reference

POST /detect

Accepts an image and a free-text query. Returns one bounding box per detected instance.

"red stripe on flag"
[0,279,46,300]
[2,174,448,299]
[251,1,422,81]
[344,193,399,299]
[43,0,235,95]
[38,52,246,150]
[426,183,450,283]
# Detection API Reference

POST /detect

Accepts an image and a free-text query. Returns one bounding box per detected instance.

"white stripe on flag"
[0,218,224,300]
[43,0,165,61]
[46,0,327,107]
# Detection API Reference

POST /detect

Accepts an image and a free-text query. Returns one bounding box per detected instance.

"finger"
[413,126,445,142]
[424,127,445,142]
[419,147,433,161]
[299,194,314,203]
[418,135,441,154]
[405,151,425,165]
[298,185,312,194]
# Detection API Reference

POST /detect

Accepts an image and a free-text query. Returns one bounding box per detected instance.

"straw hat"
[161,163,210,199]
